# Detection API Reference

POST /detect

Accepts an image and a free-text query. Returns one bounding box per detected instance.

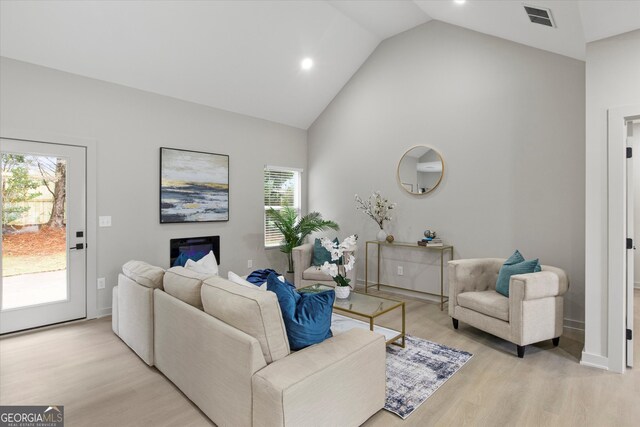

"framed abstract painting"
[160,147,229,223]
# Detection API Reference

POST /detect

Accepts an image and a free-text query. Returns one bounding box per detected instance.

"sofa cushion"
[457,290,509,322]
[267,273,334,351]
[504,249,525,265]
[302,266,328,282]
[302,265,347,282]
[246,269,279,288]
[495,258,541,297]
[122,260,165,289]
[164,266,214,309]
[172,251,191,267]
[228,271,267,290]
[201,276,290,364]
[312,238,342,266]
[185,250,219,276]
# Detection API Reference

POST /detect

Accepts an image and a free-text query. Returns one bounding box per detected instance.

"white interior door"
[628,123,636,368]
[0,139,86,333]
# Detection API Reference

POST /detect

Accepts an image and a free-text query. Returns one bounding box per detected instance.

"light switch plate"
[99,216,112,227]
[97,277,106,289]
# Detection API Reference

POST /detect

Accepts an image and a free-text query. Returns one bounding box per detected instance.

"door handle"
[69,243,85,250]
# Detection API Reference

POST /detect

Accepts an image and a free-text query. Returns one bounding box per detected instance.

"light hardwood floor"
[1,290,638,427]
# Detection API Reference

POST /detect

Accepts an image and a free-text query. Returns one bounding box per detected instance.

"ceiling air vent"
[524,5,556,28]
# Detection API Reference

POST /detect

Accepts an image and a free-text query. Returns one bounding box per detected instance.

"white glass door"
[0,139,86,333]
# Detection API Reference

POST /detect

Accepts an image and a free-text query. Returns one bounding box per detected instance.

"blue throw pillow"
[495,251,542,297]
[311,238,341,266]
[267,273,334,350]
[267,273,300,316]
[246,269,279,286]
[173,252,190,267]
[172,250,207,267]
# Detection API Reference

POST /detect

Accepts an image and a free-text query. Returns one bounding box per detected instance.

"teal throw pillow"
[312,238,340,266]
[495,251,542,297]
[504,249,525,266]
[266,273,334,350]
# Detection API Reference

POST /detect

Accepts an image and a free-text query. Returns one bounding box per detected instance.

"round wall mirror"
[397,146,444,195]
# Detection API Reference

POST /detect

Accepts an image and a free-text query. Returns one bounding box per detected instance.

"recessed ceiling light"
[301,58,313,71]
[454,0,466,4]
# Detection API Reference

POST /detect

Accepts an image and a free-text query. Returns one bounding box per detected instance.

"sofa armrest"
[112,286,119,335]
[448,258,504,315]
[509,269,569,301]
[252,328,386,427]
[292,243,313,286]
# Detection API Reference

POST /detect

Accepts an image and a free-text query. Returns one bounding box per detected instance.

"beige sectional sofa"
[112,261,386,427]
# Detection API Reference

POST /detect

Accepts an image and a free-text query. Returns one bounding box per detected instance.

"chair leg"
[552,337,560,347]
[517,345,526,358]
[452,318,459,329]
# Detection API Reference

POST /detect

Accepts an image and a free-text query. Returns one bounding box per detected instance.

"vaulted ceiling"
[1,1,639,129]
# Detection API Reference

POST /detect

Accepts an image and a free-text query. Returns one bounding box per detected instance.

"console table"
[364,241,454,311]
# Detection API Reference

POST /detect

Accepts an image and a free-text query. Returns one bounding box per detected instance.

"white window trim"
[264,166,303,249]
[264,164,304,173]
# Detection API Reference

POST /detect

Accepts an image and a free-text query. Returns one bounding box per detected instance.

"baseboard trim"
[580,350,609,370]
[563,318,584,331]
[98,307,112,318]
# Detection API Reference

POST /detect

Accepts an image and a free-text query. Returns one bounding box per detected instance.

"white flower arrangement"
[319,234,357,287]
[354,191,396,230]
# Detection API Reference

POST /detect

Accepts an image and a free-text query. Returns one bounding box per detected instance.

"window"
[264,166,302,248]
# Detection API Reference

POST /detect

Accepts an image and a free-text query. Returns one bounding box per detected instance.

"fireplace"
[170,236,220,267]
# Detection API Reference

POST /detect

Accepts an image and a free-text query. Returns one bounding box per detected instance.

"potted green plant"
[267,206,339,278]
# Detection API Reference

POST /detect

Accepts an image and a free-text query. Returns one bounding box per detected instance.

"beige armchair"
[291,243,356,289]
[448,258,569,358]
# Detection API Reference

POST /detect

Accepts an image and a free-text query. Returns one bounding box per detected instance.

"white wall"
[308,21,585,321]
[0,57,307,315]
[584,30,640,367]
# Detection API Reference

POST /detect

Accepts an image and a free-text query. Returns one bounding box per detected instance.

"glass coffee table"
[299,284,405,347]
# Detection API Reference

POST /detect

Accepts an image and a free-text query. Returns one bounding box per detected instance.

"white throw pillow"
[228,271,267,291]
[185,250,219,276]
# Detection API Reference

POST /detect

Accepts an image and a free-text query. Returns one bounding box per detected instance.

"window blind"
[264,167,301,247]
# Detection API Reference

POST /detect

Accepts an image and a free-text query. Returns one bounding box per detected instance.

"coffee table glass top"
[299,284,403,317]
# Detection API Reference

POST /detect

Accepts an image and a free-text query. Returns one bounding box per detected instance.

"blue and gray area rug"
[384,335,472,419]
[331,314,472,419]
